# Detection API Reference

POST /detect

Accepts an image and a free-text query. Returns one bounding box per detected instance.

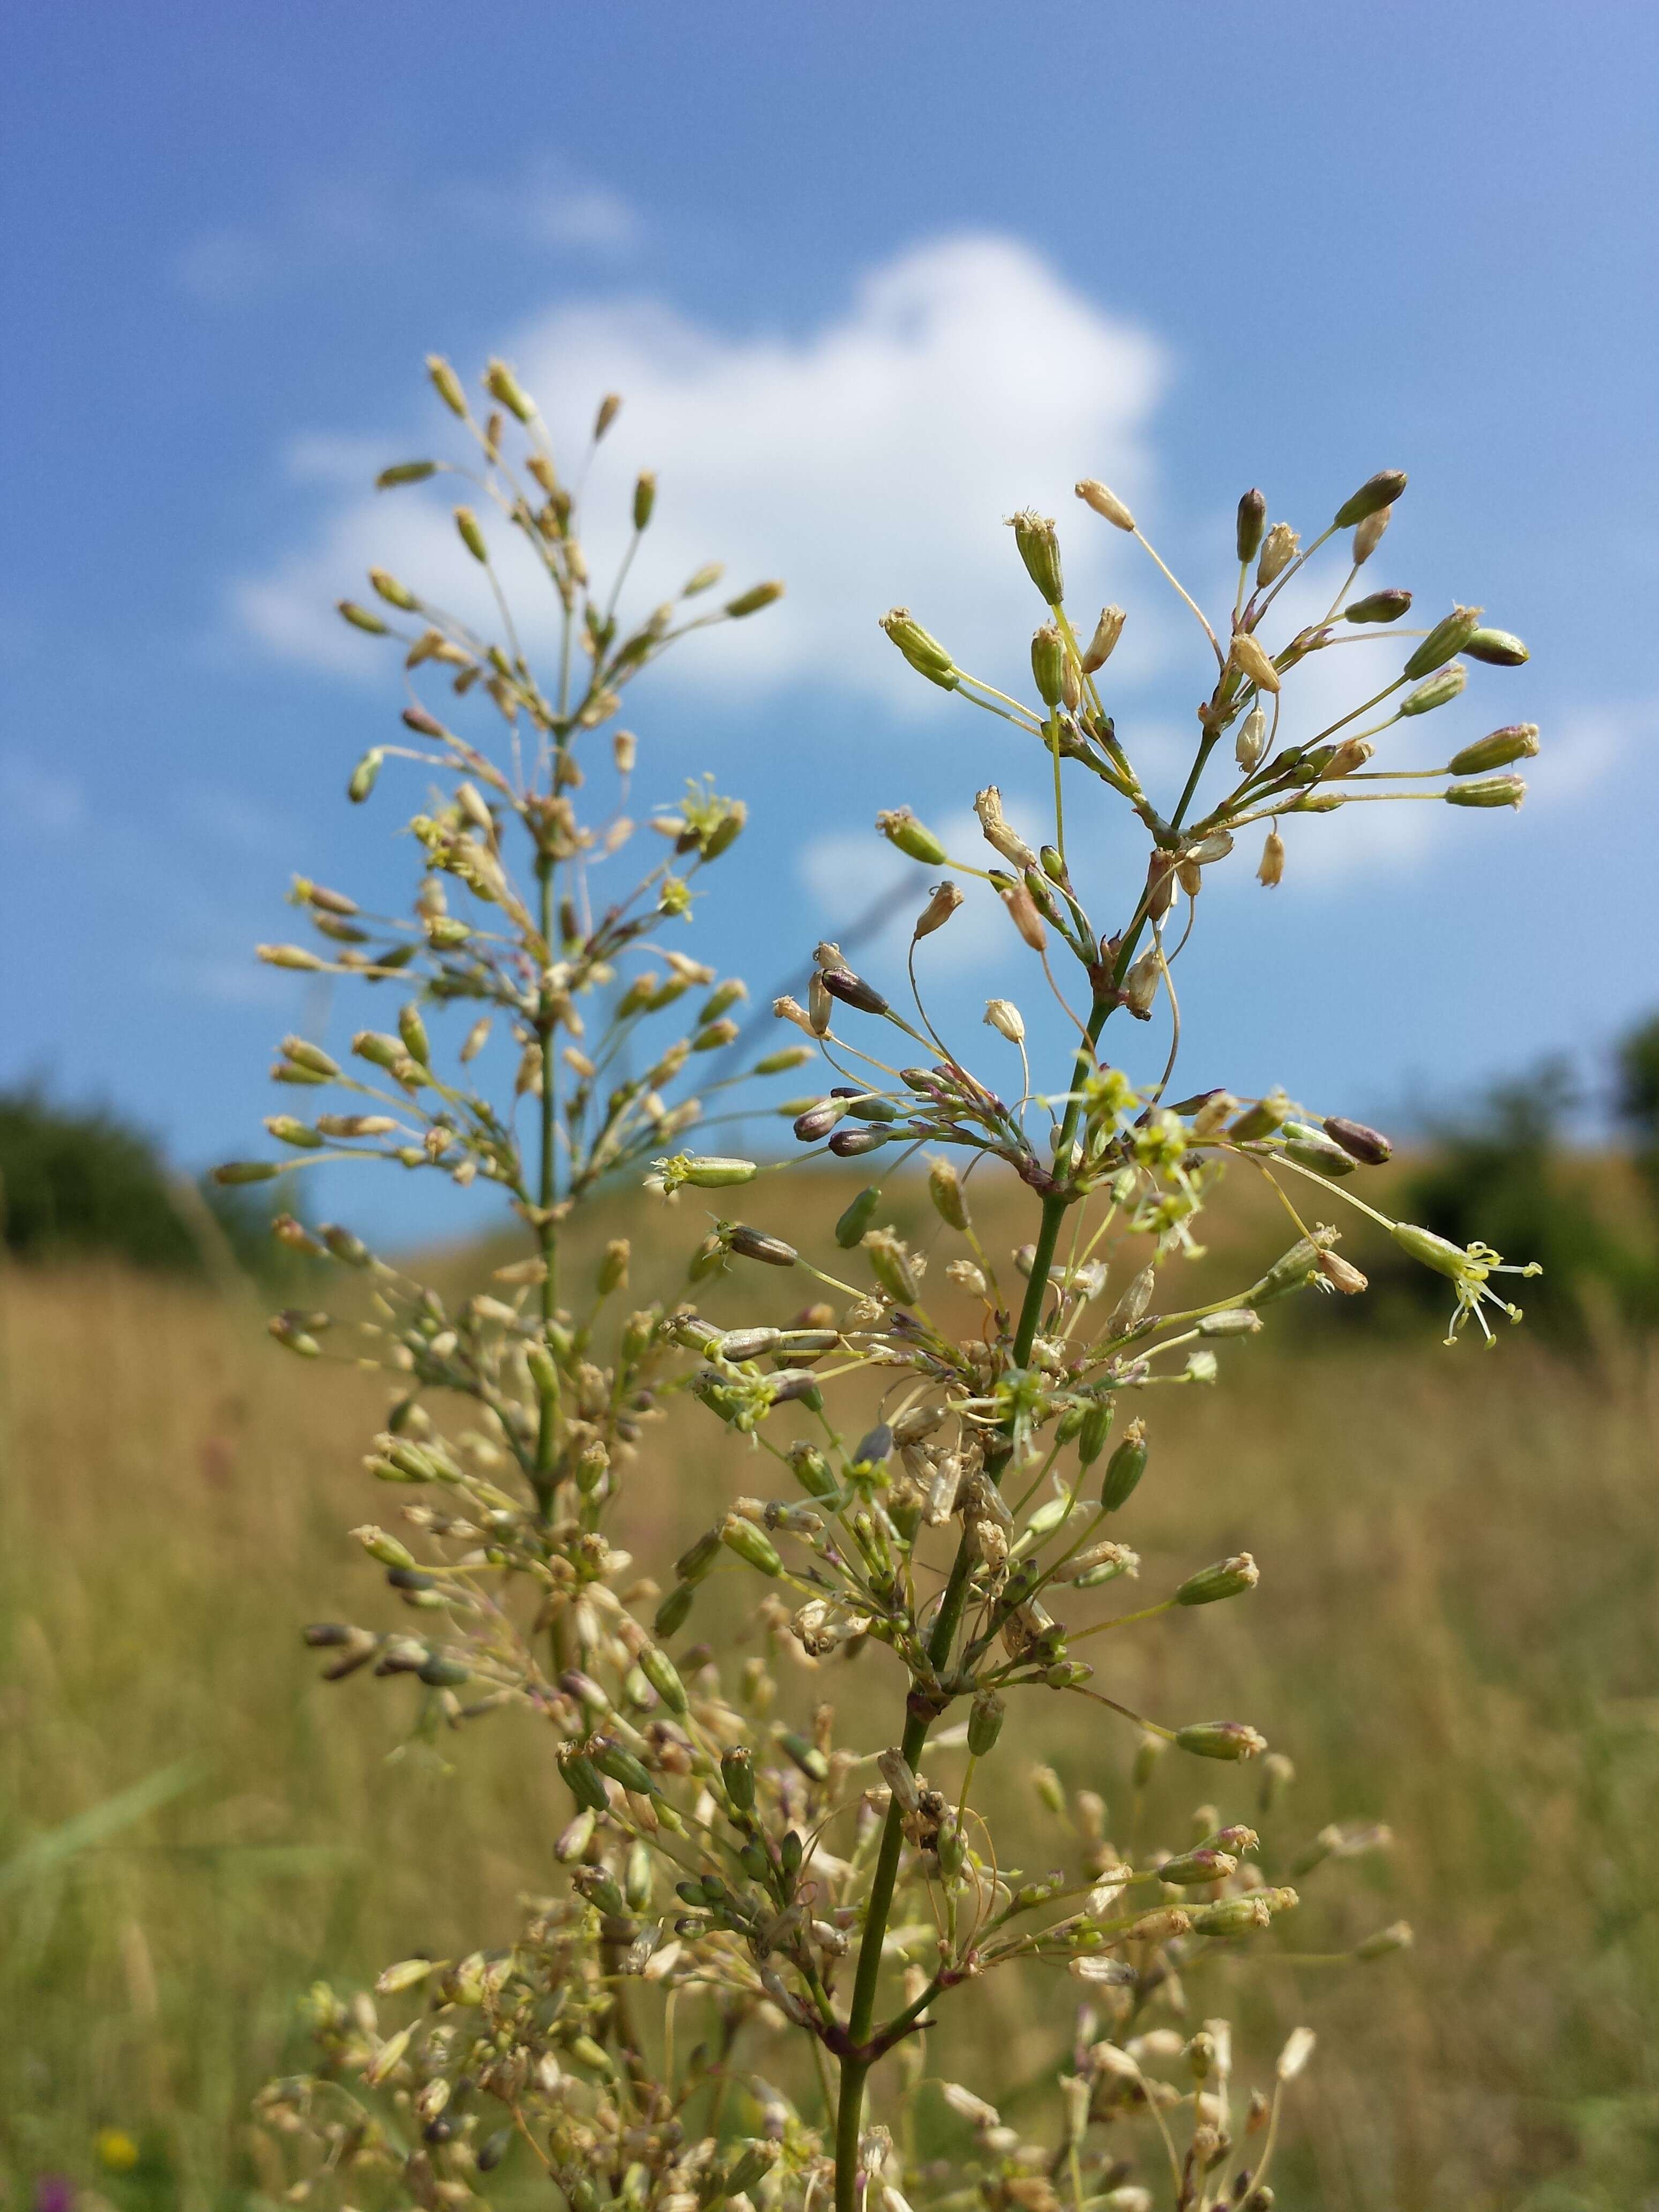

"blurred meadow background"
[6,5,1659,2211]
[5,1125,1659,2212]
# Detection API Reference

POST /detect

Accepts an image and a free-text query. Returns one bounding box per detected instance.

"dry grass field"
[3,1176,1658,2212]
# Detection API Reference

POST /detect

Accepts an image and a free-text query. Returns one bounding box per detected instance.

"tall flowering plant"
[242,369,1537,2212]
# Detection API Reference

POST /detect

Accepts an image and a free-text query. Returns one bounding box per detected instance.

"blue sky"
[5,1,1657,1240]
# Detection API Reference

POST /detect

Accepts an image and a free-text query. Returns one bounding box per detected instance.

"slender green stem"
[534,851,559,1519]
[832,993,1116,2212]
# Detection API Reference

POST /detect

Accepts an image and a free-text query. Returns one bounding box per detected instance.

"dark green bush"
[0,1088,302,1281]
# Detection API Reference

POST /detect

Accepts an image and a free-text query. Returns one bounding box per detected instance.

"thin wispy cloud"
[175,162,640,305]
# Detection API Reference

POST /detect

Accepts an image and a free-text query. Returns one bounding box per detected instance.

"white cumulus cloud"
[233,234,1170,707]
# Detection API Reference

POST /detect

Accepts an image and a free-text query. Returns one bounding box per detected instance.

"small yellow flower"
[95,2129,140,2174]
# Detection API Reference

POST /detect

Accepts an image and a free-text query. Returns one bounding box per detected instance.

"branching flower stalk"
[241,398,1538,2212]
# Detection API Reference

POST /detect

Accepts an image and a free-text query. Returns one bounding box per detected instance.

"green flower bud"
[1356,1919,1414,1960]
[968,1689,1005,1756]
[654,1582,694,1638]
[1344,588,1411,624]
[683,1155,759,1188]
[879,608,960,689]
[1447,723,1538,776]
[555,1809,596,1863]
[1079,1398,1119,1468]
[721,1746,756,1813]
[1446,774,1526,809]
[1175,1721,1268,1761]
[1031,624,1067,707]
[674,1529,722,1584]
[624,1839,654,1911]
[426,355,467,416]
[1160,1847,1241,1886]
[483,358,534,421]
[1334,470,1407,528]
[1191,1895,1271,1935]
[376,460,438,488]
[1400,663,1467,716]
[1175,1553,1259,1606]
[418,1653,470,1688]
[1403,606,1482,679]
[1010,509,1065,603]
[559,1750,609,1813]
[347,749,383,803]
[397,1003,430,1066]
[337,600,388,635]
[721,1514,782,1576]
[265,1116,323,1149]
[1236,488,1267,564]
[591,1740,656,1797]
[725,580,784,618]
[863,1227,920,1305]
[453,507,489,563]
[368,568,417,610]
[1463,626,1528,666]
[213,1160,281,1185]
[877,808,947,864]
[835,1184,882,1248]
[1100,1420,1147,1511]
[786,1444,838,1500]
[928,1155,968,1231]
[1280,1127,1358,1178]
[780,1731,829,1782]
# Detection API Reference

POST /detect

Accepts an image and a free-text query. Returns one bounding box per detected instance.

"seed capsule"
[928,1156,968,1230]
[1175,1554,1259,1605]
[1353,506,1392,565]
[1344,588,1411,624]
[726,580,784,617]
[877,808,947,864]
[1075,479,1136,532]
[1447,723,1539,776]
[1009,509,1065,603]
[1031,624,1067,707]
[835,1184,883,1247]
[1229,632,1281,694]
[1192,1895,1271,1935]
[879,608,960,689]
[1175,1721,1268,1762]
[721,1747,756,1813]
[1159,1847,1240,1885]
[1080,604,1126,673]
[1356,1919,1414,1960]
[1334,470,1407,528]
[337,600,388,635]
[1446,774,1526,808]
[1463,626,1528,666]
[967,1690,1006,1756]
[1077,1400,1115,1468]
[1401,664,1469,718]
[1100,1421,1148,1511]
[1404,606,1482,679]
[1323,1115,1392,1165]
[654,1583,694,1638]
[721,1513,783,1576]
[727,1224,798,1267]
[821,967,889,1016]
